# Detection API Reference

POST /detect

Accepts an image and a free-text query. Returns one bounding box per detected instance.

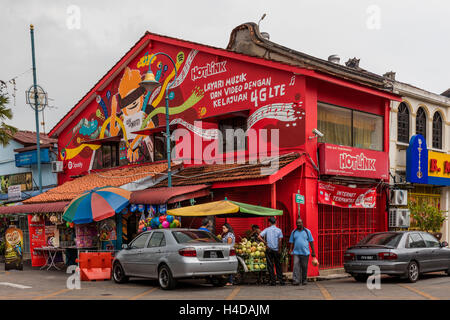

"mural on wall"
[58,40,306,179]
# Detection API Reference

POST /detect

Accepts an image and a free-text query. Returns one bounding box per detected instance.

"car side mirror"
[441,241,448,248]
[122,244,129,250]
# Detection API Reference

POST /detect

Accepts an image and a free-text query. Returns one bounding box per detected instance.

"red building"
[41,23,399,275]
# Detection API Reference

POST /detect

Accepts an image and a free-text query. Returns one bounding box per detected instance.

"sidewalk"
[285,268,351,282]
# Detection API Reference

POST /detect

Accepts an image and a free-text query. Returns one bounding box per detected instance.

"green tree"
[0,94,17,146]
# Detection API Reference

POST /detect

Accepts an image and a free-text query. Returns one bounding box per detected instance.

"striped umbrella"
[63,187,131,224]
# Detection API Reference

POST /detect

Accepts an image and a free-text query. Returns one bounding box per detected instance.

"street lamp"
[139,52,178,188]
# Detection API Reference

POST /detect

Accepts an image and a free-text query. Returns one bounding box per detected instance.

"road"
[0,266,449,300]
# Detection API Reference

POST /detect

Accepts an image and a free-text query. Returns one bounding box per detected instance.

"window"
[93,141,128,170]
[397,102,410,143]
[407,233,426,248]
[218,117,247,152]
[172,230,221,244]
[353,111,383,151]
[317,102,383,151]
[129,233,149,249]
[416,107,427,139]
[421,232,440,248]
[358,233,402,248]
[147,232,166,247]
[432,112,442,149]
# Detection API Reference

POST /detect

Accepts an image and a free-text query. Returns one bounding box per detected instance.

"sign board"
[295,194,305,204]
[319,143,389,180]
[1,172,33,193]
[318,181,377,208]
[15,148,51,167]
[406,134,450,186]
[4,226,24,270]
[7,185,21,201]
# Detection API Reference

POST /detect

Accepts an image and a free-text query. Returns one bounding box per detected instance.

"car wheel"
[407,261,419,283]
[158,264,177,290]
[113,262,129,284]
[211,276,228,287]
[353,274,369,282]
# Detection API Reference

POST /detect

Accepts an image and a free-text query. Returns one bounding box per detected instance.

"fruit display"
[234,238,267,272]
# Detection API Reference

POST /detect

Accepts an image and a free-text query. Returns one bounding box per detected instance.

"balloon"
[70,222,74,228]
[170,222,177,228]
[66,222,70,228]
[158,224,163,229]
[143,227,147,231]
[147,227,152,230]
[159,215,166,222]
[173,219,180,227]
[155,217,160,225]
[162,221,170,228]
[166,215,174,223]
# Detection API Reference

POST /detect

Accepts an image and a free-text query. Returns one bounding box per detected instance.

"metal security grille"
[318,201,381,269]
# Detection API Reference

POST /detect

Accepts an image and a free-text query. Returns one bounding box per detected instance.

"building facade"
[388,78,450,242]
[16,24,400,275]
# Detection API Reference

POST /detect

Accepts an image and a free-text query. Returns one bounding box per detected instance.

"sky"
[1,0,449,134]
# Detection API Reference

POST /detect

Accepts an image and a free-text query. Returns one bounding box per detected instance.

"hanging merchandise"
[130,204,138,212]
[138,204,145,213]
[99,218,117,242]
[4,226,24,270]
[75,223,98,248]
[45,225,59,247]
[138,212,146,233]
[159,204,167,215]
[149,205,157,218]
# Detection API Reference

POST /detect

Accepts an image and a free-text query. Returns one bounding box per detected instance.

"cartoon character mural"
[57,40,306,180]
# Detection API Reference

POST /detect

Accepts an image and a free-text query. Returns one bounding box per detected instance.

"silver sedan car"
[112,228,238,289]
[344,231,450,283]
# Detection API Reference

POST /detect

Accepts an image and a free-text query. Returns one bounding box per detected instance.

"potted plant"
[408,201,448,240]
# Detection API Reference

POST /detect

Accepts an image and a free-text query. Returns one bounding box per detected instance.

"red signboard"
[27,215,46,267]
[318,181,377,208]
[319,143,388,180]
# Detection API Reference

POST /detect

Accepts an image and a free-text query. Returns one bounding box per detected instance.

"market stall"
[167,199,283,284]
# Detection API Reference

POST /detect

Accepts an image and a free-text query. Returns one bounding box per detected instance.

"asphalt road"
[0,265,449,300]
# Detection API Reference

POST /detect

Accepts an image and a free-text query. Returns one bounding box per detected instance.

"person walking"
[221,223,235,286]
[289,218,316,285]
[258,217,285,286]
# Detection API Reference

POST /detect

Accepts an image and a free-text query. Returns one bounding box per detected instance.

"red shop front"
[317,143,390,270]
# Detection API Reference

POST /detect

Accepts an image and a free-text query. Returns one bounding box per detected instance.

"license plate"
[359,255,376,260]
[204,250,222,258]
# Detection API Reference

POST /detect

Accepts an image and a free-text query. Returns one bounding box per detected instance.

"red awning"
[0,201,69,215]
[130,184,210,205]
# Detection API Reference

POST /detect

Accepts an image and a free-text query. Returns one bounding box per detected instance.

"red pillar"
[302,77,320,277]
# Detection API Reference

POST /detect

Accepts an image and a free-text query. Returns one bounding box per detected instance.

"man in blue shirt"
[289,218,316,285]
[198,218,212,233]
[258,217,285,286]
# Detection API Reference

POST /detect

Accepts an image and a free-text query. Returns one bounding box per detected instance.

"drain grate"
[101,293,112,296]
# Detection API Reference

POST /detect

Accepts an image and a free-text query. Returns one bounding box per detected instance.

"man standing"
[289,218,316,285]
[198,218,212,233]
[258,217,285,286]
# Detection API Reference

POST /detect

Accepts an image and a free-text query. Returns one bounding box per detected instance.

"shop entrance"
[318,201,381,269]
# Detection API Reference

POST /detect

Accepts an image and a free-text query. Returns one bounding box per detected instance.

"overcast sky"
[1,0,449,133]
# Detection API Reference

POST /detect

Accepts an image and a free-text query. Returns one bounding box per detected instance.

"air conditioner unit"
[51,161,64,173]
[389,208,410,228]
[390,189,408,206]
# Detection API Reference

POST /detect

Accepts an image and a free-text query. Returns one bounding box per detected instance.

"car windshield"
[172,230,221,244]
[358,233,403,247]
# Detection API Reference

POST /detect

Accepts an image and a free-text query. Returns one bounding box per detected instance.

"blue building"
[0,130,58,257]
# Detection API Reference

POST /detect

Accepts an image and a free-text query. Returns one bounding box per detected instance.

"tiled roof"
[24,162,169,204]
[155,153,301,187]
[12,130,57,146]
